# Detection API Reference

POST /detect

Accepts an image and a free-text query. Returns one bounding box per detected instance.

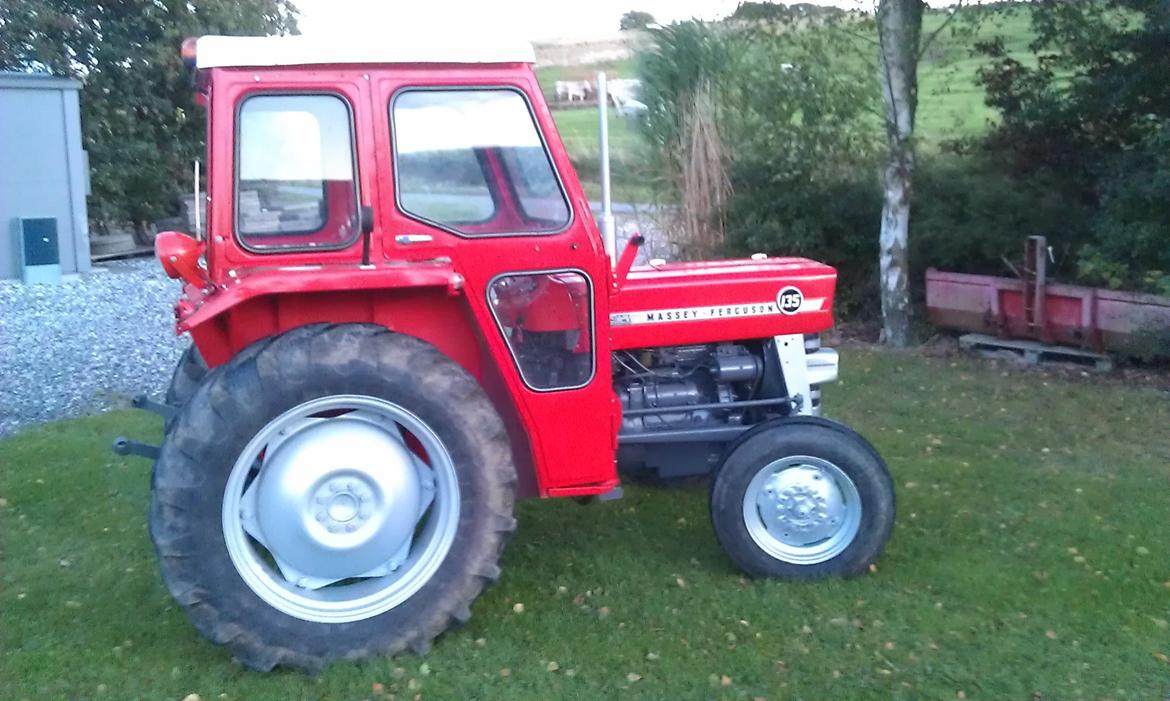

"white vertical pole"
[193,159,202,241]
[597,71,616,266]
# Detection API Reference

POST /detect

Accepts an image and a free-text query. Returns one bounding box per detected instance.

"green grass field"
[916,10,1038,143]
[538,8,1039,178]
[536,58,636,100]
[550,108,655,202]
[3,348,1167,700]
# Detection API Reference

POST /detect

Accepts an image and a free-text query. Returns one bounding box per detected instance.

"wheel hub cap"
[758,467,846,545]
[223,395,457,623]
[240,417,431,588]
[742,455,862,565]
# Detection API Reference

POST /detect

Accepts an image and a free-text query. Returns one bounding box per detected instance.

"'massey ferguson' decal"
[611,296,825,326]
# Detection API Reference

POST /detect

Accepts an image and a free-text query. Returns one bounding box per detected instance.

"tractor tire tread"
[150,323,516,672]
[709,416,895,579]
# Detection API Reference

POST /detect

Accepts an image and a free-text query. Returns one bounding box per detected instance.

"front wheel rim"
[222,394,460,623]
[742,455,862,565]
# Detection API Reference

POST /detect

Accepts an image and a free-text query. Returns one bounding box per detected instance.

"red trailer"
[926,237,1170,366]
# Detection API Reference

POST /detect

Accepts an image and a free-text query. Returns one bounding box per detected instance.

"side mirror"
[360,206,375,266]
[156,230,209,287]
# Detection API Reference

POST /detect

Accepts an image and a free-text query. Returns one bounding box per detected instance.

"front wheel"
[150,324,516,671]
[710,417,894,578]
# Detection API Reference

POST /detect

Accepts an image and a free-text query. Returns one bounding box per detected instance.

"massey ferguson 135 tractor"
[115,34,894,671]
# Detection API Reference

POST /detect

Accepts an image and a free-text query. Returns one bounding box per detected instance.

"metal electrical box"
[0,71,90,280]
[13,217,62,284]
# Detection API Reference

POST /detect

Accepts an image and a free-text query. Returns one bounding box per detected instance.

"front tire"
[710,417,894,578]
[150,324,516,671]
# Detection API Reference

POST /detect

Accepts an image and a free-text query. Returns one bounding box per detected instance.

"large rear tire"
[710,417,894,578]
[165,344,208,409]
[150,324,516,671]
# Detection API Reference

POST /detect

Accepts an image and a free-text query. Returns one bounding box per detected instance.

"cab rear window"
[392,89,570,236]
[235,94,359,250]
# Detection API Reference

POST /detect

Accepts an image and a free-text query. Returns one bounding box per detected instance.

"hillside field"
[538,7,1039,184]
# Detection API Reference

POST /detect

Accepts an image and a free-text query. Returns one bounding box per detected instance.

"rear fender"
[187,286,540,497]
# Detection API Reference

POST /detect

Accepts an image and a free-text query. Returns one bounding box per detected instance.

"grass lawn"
[916,9,1039,144]
[550,108,656,203]
[535,58,636,102]
[2,348,1167,699]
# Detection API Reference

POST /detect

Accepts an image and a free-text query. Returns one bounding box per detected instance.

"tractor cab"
[132,34,894,672]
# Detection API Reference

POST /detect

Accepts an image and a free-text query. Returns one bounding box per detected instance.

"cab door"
[370,68,617,496]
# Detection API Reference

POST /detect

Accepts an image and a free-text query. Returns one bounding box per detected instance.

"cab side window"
[488,271,594,390]
[236,94,358,250]
[392,89,570,236]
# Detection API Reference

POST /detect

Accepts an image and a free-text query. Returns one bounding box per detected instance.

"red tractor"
[117,34,894,672]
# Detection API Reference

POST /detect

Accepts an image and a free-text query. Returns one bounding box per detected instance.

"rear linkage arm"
[111,394,179,461]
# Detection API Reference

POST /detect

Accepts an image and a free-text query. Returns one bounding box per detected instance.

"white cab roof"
[195,34,536,69]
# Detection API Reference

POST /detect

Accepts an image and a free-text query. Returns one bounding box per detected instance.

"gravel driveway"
[0,207,669,439]
[0,258,187,438]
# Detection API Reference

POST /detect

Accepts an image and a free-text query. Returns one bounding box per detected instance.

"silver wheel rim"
[742,455,861,565]
[222,394,460,623]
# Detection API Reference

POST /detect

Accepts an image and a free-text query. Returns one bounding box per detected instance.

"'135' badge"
[776,286,803,315]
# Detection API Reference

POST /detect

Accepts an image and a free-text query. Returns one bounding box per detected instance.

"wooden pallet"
[959,333,1114,371]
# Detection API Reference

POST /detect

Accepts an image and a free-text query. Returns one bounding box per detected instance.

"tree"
[976,0,1169,180]
[620,10,655,31]
[731,2,793,21]
[0,0,298,243]
[730,2,845,22]
[874,0,923,347]
[973,0,1170,293]
[873,0,962,346]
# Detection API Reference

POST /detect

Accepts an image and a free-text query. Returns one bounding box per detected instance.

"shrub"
[1077,124,1170,295]
[637,20,883,261]
[724,169,882,317]
[911,155,1093,283]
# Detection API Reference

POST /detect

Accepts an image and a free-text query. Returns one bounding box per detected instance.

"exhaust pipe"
[597,71,617,267]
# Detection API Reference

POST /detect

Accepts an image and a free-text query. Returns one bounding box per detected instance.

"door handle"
[395,234,433,245]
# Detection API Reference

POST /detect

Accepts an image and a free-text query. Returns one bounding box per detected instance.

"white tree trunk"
[876,0,923,347]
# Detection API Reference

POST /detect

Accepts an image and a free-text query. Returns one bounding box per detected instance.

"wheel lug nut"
[315,511,326,522]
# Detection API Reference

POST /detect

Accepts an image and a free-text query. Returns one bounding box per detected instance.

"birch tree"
[874,0,923,346]
[874,0,962,346]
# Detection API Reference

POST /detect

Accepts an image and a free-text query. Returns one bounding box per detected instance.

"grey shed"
[0,71,91,280]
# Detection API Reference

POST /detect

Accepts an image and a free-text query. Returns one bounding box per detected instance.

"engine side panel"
[609,258,837,350]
